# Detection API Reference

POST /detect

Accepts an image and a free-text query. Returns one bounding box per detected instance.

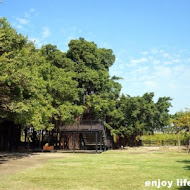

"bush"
[139,133,190,146]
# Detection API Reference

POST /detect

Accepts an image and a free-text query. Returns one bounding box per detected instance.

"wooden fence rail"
[142,140,189,146]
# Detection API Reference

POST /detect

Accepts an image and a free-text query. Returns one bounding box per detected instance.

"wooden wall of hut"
[60,133,80,150]
[0,120,21,152]
[114,135,128,149]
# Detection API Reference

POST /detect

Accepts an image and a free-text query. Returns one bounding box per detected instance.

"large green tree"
[107,93,172,145]
[170,108,190,151]
[0,18,84,130]
[66,38,121,121]
[0,18,174,146]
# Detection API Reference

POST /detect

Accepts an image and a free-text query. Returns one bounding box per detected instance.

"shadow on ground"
[0,152,37,165]
[177,186,190,190]
[177,160,190,190]
[177,160,190,171]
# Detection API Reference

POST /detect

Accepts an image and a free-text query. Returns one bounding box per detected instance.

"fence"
[142,140,189,146]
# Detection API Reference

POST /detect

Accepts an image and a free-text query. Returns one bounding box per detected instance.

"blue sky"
[1,0,190,114]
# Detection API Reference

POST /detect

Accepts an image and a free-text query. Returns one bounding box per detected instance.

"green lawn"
[0,150,189,190]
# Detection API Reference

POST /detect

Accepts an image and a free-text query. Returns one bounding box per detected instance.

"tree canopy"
[170,108,190,133]
[0,18,173,143]
[0,18,84,130]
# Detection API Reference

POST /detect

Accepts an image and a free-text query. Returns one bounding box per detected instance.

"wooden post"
[73,133,76,153]
[39,131,41,149]
[95,132,98,153]
[100,132,102,152]
[0,136,3,151]
[104,136,106,151]
[188,139,190,154]
[8,125,11,152]
[32,130,35,150]
[41,130,44,148]
[24,128,27,149]
[79,133,82,150]
[48,131,50,146]
[188,127,190,154]
[59,130,62,149]
[55,120,58,148]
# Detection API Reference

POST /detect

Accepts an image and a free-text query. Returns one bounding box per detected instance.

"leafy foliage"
[110,93,172,140]
[0,18,173,144]
[170,108,190,144]
[0,18,84,130]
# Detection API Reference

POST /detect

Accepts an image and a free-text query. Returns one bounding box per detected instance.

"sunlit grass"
[0,151,189,190]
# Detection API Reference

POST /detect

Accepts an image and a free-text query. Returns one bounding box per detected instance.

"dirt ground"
[0,152,66,176]
[0,146,188,177]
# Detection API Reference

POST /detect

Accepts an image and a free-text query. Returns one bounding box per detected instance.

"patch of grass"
[0,151,189,190]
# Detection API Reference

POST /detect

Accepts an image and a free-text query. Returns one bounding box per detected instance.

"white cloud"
[130,57,148,65]
[29,8,35,13]
[78,29,83,34]
[173,65,185,75]
[58,26,86,51]
[134,66,149,74]
[110,47,190,113]
[118,63,125,70]
[13,8,38,31]
[168,83,177,89]
[150,48,159,54]
[100,42,112,49]
[16,25,23,29]
[16,18,29,25]
[141,51,149,55]
[162,53,170,58]
[144,81,158,89]
[12,23,23,29]
[24,8,37,18]
[24,12,30,18]
[155,66,172,77]
[172,59,181,63]
[152,59,161,65]
[163,61,173,65]
[42,27,51,38]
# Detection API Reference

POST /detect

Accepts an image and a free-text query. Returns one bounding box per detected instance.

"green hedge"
[139,133,190,146]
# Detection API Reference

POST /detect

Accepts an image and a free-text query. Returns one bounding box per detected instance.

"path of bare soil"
[0,152,67,176]
[0,150,147,177]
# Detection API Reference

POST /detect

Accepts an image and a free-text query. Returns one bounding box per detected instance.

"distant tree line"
[169,108,190,150]
[0,18,173,144]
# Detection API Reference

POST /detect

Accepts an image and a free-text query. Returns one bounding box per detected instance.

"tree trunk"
[188,126,190,154]
[177,131,181,152]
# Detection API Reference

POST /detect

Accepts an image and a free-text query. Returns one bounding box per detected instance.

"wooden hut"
[59,120,113,152]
